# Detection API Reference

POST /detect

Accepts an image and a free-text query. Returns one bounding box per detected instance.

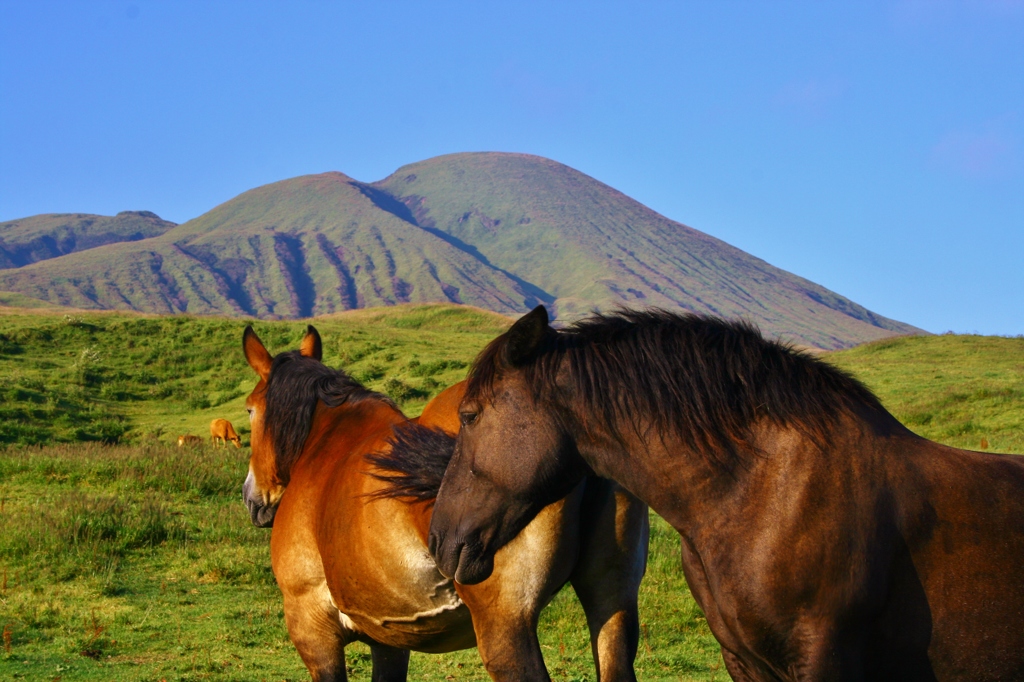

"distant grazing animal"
[210,418,241,448]
[241,324,648,681]
[430,306,1024,681]
[177,434,202,447]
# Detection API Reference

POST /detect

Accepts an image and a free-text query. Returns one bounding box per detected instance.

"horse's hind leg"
[571,481,649,682]
[369,642,410,682]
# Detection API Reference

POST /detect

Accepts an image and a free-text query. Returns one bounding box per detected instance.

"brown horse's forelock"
[263,350,395,482]
[465,309,887,470]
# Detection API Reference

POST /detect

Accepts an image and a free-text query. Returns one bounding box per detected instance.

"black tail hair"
[366,422,456,502]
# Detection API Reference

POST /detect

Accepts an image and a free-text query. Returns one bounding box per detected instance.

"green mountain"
[0,211,176,269]
[0,153,922,347]
[375,153,920,348]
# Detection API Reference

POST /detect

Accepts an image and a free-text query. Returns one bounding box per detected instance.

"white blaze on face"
[243,467,265,505]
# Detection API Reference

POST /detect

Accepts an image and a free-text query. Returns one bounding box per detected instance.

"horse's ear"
[504,305,550,366]
[299,325,322,361]
[243,325,272,380]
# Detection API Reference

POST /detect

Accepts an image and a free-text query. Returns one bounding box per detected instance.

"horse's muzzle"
[428,527,495,585]
[243,470,278,528]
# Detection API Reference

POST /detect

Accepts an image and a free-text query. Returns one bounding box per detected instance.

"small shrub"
[100,383,137,401]
[0,334,22,355]
[357,364,386,382]
[186,392,211,410]
[147,384,174,399]
[78,418,129,443]
[382,377,428,403]
[409,359,466,377]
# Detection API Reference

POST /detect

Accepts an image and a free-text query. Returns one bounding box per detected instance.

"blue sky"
[1,1,1021,335]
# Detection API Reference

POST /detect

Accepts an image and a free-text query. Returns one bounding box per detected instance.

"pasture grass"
[826,332,1024,454]
[1,306,1021,680]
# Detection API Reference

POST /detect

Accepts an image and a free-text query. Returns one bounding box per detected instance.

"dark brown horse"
[241,324,648,681]
[429,306,1024,681]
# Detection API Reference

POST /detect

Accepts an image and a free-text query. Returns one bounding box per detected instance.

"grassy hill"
[826,333,1024,453]
[0,306,1019,680]
[0,304,512,446]
[0,153,921,348]
[0,211,176,269]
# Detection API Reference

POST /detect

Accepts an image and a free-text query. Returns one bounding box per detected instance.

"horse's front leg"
[280,582,357,682]
[462,607,550,681]
[456,485,584,681]
[570,480,648,682]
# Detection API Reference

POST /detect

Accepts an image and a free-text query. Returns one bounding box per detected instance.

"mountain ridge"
[0,210,176,269]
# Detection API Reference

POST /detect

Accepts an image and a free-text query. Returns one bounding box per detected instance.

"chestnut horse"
[429,306,1024,681]
[241,324,648,681]
[210,418,242,448]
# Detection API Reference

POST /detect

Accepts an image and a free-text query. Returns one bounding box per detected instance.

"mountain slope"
[0,153,923,347]
[0,211,176,269]
[375,153,920,348]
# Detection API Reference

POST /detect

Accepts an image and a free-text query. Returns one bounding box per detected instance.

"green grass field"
[825,332,1024,454]
[1,306,1021,680]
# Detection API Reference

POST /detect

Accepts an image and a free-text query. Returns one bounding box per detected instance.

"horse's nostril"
[427,532,438,556]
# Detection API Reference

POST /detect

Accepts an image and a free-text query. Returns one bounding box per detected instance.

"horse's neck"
[302,399,404,467]
[579,411,892,537]
[580,436,725,532]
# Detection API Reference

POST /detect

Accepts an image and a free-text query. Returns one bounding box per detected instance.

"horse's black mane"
[366,423,456,502]
[264,350,394,479]
[466,309,889,469]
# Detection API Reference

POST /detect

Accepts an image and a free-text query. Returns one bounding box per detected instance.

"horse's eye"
[247,408,255,422]
[459,411,479,426]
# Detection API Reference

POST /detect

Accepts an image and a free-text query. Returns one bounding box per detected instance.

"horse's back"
[896,441,1024,678]
[416,381,466,435]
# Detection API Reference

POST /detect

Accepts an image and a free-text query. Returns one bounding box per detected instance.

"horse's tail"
[365,422,455,502]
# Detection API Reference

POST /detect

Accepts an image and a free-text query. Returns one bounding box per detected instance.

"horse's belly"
[327,532,476,653]
[341,600,476,653]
